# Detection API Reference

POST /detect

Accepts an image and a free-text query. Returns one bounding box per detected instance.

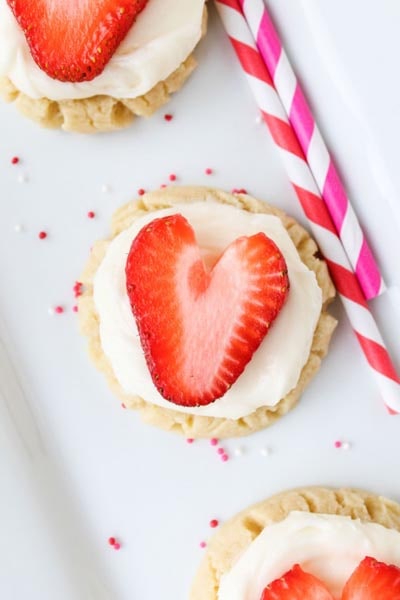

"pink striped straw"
[237,0,385,300]
[215,0,400,413]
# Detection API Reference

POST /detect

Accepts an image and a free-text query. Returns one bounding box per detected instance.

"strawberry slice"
[342,557,400,599]
[260,564,334,600]
[7,0,148,82]
[125,214,289,407]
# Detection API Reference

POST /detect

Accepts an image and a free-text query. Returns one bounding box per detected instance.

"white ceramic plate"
[1,2,400,598]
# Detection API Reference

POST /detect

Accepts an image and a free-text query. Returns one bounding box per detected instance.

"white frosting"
[218,512,400,600]
[93,202,322,419]
[0,0,205,100]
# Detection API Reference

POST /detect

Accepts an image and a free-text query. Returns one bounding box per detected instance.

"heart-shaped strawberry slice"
[7,0,148,82]
[126,214,289,407]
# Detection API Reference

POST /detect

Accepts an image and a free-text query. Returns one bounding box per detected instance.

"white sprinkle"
[48,307,55,316]
[233,446,244,457]
[14,224,24,233]
[341,441,352,451]
[260,446,272,457]
[101,184,111,194]
[17,173,28,183]
[255,114,262,125]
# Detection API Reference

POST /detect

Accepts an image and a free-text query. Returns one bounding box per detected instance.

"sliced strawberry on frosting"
[260,564,334,600]
[342,556,400,599]
[6,0,148,82]
[125,214,289,407]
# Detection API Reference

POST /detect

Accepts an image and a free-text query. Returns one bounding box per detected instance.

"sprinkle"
[232,188,248,194]
[38,231,47,240]
[259,447,271,457]
[14,224,23,233]
[108,537,116,546]
[164,114,173,121]
[160,184,167,189]
[233,446,244,456]
[121,403,126,409]
[341,441,352,450]
[72,305,78,313]
[199,541,207,549]
[210,438,218,446]
[17,173,29,183]
[221,454,229,462]
[101,184,111,193]
[48,308,55,316]
[217,447,224,455]
[11,156,20,165]
[54,306,64,314]
[186,438,194,444]
[169,174,177,181]
[138,188,145,196]
[87,211,95,219]
[113,543,121,551]
[205,168,213,175]
[334,440,342,449]
[255,114,262,124]
[209,519,219,528]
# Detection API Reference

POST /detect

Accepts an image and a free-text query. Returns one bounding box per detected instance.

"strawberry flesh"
[342,556,400,600]
[7,0,148,82]
[260,564,334,600]
[125,214,289,407]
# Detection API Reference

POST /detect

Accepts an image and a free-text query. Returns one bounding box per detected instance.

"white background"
[1,1,400,598]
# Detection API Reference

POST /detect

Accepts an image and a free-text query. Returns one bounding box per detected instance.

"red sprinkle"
[108,537,116,546]
[169,174,177,182]
[11,156,20,165]
[160,184,167,189]
[232,188,248,194]
[199,541,207,549]
[221,454,229,462]
[138,188,145,196]
[164,114,173,121]
[210,438,218,446]
[121,403,126,409]
[209,519,219,528]
[72,305,78,313]
[55,306,64,314]
[217,447,224,455]
[38,231,47,240]
[205,168,213,175]
[334,440,342,448]
[186,438,194,444]
[113,543,121,551]
[87,211,95,219]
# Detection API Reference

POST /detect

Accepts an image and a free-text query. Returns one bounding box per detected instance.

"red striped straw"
[234,0,385,300]
[215,0,400,413]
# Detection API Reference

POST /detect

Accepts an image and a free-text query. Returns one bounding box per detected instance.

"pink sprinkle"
[199,541,206,549]
[113,543,121,551]
[108,537,116,546]
[11,156,20,165]
[186,438,194,444]
[160,184,167,189]
[38,231,47,240]
[72,305,78,313]
[138,188,145,196]
[232,188,247,194]
[209,519,219,528]
[87,211,95,219]
[121,403,126,409]
[217,448,224,455]
[55,306,64,314]
[210,438,218,446]
[205,168,213,175]
[164,114,173,121]
[334,440,342,449]
[221,454,229,462]
[169,174,177,182]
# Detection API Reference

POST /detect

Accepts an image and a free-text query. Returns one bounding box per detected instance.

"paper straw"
[215,0,400,413]
[235,0,385,301]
